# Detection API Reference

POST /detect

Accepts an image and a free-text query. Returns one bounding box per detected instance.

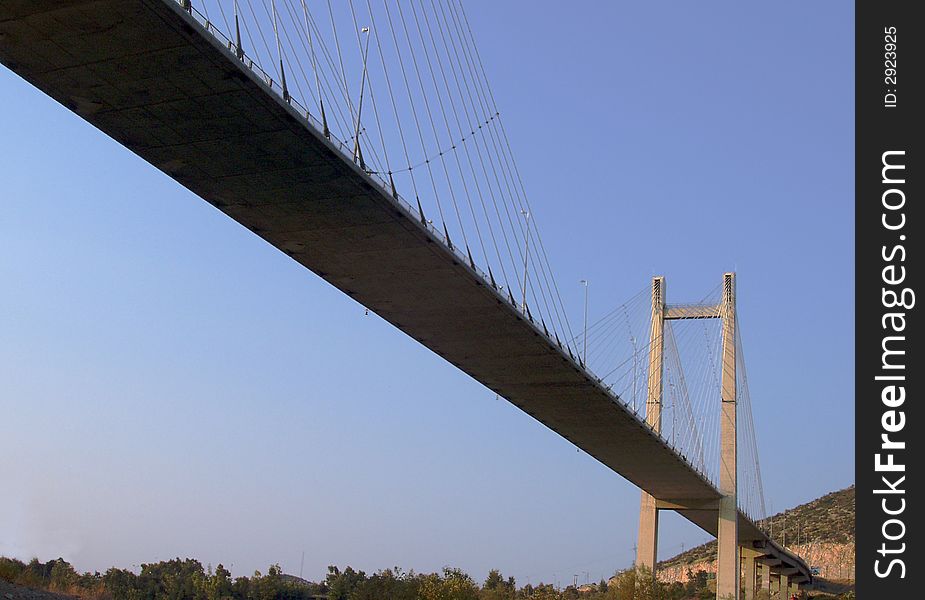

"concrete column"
[636,492,658,571]
[743,553,757,600]
[636,276,665,574]
[716,273,739,599]
[759,563,771,596]
[777,574,789,600]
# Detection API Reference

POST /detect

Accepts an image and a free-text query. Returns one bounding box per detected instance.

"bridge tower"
[716,272,738,599]
[635,276,665,575]
[635,273,739,599]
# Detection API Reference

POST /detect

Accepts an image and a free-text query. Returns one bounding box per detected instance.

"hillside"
[657,486,855,583]
[0,580,78,600]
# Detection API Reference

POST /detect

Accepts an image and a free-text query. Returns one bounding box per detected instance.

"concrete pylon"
[716,272,739,599]
[759,563,771,596]
[742,549,758,600]
[636,276,665,575]
[777,574,790,600]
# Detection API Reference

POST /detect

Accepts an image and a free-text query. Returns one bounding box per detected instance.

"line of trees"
[2,557,321,600]
[1,556,852,600]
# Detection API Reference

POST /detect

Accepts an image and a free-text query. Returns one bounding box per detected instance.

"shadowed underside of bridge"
[0,0,808,583]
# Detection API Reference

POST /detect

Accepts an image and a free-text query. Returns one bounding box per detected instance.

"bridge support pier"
[742,550,758,600]
[777,574,790,600]
[636,277,665,578]
[636,493,659,573]
[716,273,739,599]
[759,563,771,596]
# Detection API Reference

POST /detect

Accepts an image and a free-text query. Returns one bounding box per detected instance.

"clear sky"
[1,0,853,587]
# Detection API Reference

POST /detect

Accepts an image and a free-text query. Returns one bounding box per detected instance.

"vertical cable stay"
[425,0,520,300]
[434,6,532,314]
[436,0,532,307]
[213,2,234,51]
[381,0,453,247]
[300,0,331,138]
[240,0,271,70]
[412,0,495,275]
[450,0,575,343]
[234,1,245,58]
[298,0,328,135]
[273,7,307,107]
[269,0,289,101]
[395,2,472,265]
[460,27,556,324]
[428,0,520,290]
[273,4,313,105]
[734,317,767,520]
[363,0,418,204]
[327,0,360,152]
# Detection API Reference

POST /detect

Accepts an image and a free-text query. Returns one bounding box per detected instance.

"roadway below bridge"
[0,0,812,594]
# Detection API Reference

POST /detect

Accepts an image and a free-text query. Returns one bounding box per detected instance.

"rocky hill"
[656,485,855,584]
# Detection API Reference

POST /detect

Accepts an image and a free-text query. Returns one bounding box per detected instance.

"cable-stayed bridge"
[0,1,811,597]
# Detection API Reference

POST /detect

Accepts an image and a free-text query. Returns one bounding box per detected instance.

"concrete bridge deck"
[0,0,811,588]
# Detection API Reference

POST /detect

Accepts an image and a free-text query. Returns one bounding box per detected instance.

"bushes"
[0,557,25,583]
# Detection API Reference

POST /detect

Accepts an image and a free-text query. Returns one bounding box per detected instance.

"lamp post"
[353,26,371,169]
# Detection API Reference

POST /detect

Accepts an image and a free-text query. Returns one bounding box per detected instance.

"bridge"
[0,1,811,597]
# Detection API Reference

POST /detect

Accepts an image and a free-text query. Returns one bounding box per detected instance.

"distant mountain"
[657,485,855,583]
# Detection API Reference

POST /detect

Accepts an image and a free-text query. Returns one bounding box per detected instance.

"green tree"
[103,567,143,600]
[419,568,479,600]
[349,568,419,600]
[528,583,558,600]
[325,566,366,600]
[49,559,78,591]
[206,563,233,600]
[481,570,515,600]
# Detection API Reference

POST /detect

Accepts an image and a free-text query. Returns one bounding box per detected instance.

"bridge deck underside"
[0,0,808,580]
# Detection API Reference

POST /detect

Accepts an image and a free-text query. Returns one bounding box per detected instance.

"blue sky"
[0,0,853,586]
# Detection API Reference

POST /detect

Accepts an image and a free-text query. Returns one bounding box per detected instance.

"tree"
[528,583,558,600]
[49,559,77,591]
[484,570,505,590]
[684,569,710,597]
[205,564,233,600]
[325,566,366,600]
[350,568,419,600]
[418,568,479,600]
[481,570,515,600]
